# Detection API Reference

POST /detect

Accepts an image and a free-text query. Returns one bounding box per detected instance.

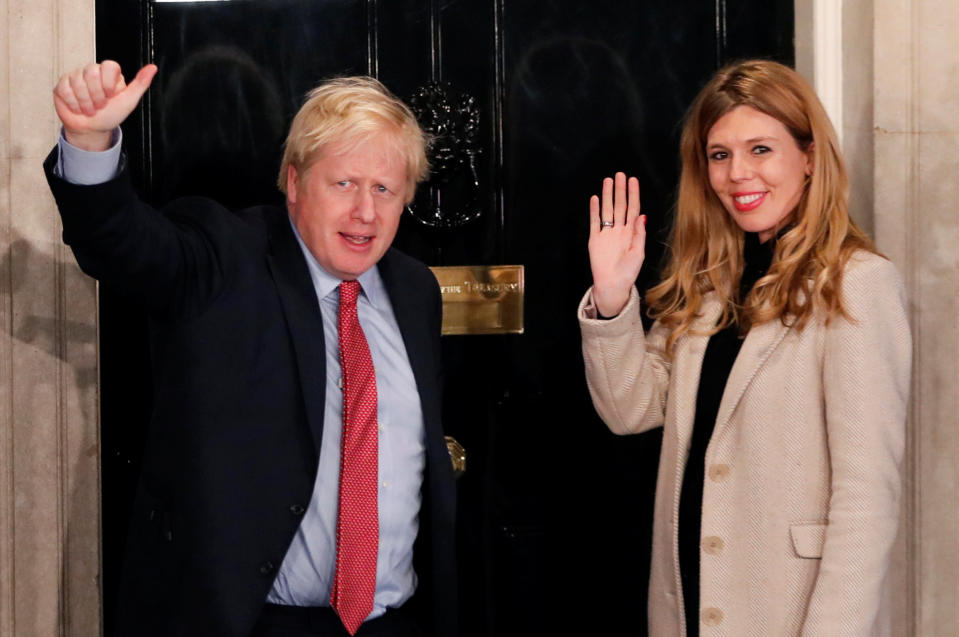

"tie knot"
[340,280,361,309]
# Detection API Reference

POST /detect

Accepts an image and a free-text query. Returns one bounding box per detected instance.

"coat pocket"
[789,522,827,558]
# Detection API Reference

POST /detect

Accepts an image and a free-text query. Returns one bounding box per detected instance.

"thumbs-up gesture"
[53,60,157,151]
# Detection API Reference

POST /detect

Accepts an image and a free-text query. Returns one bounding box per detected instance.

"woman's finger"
[631,211,647,251]
[627,176,641,220]
[600,176,614,228]
[589,194,601,236]
[613,172,627,226]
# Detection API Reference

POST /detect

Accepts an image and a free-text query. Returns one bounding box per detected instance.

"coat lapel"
[713,314,791,436]
[265,210,327,455]
[672,295,723,450]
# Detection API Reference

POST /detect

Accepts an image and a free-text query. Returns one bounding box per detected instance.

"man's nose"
[352,188,375,222]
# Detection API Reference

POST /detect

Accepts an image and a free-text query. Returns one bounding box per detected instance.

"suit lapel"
[376,250,445,463]
[377,250,436,409]
[265,210,327,455]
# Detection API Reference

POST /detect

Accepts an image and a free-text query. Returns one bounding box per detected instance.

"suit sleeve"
[802,255,911,636]
[43,147,237,320]
[578,285,671,435]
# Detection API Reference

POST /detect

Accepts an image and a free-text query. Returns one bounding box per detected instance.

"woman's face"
[706,105,812,242]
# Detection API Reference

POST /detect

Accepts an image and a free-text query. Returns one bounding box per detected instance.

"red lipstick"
[732,191,767,212]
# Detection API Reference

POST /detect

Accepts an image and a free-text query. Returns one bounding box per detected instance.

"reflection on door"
[95,1,792,634]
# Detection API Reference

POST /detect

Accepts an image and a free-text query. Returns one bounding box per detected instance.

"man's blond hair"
[277,76,429,202]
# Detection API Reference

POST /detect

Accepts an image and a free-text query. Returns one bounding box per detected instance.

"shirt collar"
[288,217,388,308]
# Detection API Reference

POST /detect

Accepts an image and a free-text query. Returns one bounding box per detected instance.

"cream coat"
[579,251,910,636]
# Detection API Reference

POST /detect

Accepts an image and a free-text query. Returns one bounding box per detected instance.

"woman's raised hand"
[588,172,647,318]
[53,60,157,151]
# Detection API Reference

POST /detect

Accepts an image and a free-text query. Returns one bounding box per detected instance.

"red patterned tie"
[331,280,379,635]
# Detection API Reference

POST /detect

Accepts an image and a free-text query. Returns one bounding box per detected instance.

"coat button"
[707,464,730,482]
[258,561,276,576]
[289,504,306,516]
[702,607,724,626]
[702,536,725,555]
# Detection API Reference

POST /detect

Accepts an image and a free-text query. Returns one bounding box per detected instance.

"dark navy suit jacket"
[44,150,457,637]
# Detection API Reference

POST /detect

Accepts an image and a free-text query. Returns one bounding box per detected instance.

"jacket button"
[289,504,306,516]
[702,607,724,626]
[707,464,730,482]
[258,561,276,576]
[702,536,724,555]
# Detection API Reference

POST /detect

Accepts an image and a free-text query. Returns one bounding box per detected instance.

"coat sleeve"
[578,285,671,435]
[802,254,911,636]
[43,147,239,320]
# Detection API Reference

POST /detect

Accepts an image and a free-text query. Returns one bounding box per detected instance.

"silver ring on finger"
[602,221,614,228]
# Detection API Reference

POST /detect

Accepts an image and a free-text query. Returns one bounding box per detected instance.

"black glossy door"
[95,2,792,635]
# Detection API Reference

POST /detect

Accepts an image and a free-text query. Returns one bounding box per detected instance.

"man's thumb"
[111,64,157,120]
[126,64,158,101]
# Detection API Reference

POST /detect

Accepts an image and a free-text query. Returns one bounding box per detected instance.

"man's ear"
[286,165,299,204]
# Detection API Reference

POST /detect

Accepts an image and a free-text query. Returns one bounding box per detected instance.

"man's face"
[286,135,409,280]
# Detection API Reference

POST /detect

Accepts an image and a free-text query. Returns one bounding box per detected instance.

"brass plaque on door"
[429,265,524,335]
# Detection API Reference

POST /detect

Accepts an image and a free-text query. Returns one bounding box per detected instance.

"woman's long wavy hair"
[646,59,877,353]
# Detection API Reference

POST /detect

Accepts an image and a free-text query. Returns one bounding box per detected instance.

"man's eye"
[375,185,391,194]
[336,180,352,188]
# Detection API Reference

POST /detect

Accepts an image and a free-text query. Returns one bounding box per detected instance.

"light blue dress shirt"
[55,128,123,183]
[267,224,426,617]
[56,131,427,620]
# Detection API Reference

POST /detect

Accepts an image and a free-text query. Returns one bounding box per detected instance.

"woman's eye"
[752,145,771,155]
[708,150,728,161]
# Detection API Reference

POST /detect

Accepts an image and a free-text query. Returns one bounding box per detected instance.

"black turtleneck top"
[678,232,775,637]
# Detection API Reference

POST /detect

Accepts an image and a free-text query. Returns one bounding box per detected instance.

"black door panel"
[95,2,792,635]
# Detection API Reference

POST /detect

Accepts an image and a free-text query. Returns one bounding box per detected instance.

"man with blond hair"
[45,60,456,637]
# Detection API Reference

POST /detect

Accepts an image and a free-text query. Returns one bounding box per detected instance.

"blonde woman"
[579,60,910,636]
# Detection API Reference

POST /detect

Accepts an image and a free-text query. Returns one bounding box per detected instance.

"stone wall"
[873,0,959,632]
[1,0,958,634]
[797,1,959,633]
[0,0,100,635]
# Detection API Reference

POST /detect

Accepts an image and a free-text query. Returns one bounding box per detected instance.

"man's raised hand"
[53,61,157,151]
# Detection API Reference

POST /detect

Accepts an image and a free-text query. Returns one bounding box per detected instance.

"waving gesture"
[53,61,157,151]
[588,172,647,317]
